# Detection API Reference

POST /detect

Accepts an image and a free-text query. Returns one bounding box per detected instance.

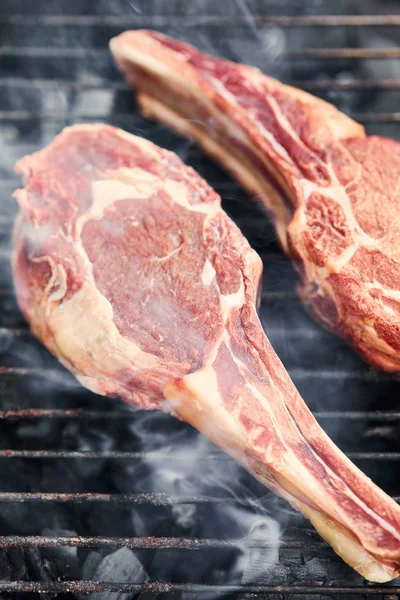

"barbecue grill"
[1,0,400,597]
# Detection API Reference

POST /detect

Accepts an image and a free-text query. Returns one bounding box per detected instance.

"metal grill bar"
[351,112,400,123]
[3,77,400,91]
[0,535,329,549]
[0,407,399,420]
[0,449,396,460]
[0,288,16,297]
[288,369,400,381]
[0,366,397,381]
[0,408,133,419]
[2,110,400,124]
[0,491,396,504]
[287,48,400,59]
[2,14,400,26]
[0,535,248,549]
[0,111,146,121]
[295,79,400,90]
[0,78,130,90]
[0,492,243,504]
[0,367,70,377]
[0,581,398,595]
[3,47,400,60]
[0,47,105,57]
[314,411,400,420]
[0,450,217,459]
[0,327,27,336]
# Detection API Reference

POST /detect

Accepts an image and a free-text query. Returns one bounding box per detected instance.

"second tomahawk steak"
[110,30,400,372]
[13,124,400,582]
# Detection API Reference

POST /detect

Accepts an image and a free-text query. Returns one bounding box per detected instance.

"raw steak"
[13,124,400,582]
[110,30,400,372]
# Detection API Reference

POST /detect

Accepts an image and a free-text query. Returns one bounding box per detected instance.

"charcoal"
[86,548,148,600]
[81,551,103,580]
[0,548,13,581]
[7,548,27,581]
[76,551,104,600]
[40,528,80,580]
[0,329,14,355]
[25,546,55,599]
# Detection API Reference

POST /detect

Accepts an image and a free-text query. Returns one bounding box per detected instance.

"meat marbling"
[110,30,400,372]
[12,124,400,582]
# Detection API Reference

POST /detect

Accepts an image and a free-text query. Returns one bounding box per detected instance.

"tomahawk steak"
[13,124,400,582]
[110,30,400,372]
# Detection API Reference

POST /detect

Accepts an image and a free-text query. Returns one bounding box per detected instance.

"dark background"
[0,0,399,598]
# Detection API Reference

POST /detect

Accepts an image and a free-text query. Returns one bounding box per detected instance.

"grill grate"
[1,2,400,598]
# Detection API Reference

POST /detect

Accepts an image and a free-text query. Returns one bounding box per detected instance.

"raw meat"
[110,30,400,372]
[12,124,400,582]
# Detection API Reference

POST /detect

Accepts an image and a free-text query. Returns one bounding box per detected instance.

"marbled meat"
[12,124,400,582]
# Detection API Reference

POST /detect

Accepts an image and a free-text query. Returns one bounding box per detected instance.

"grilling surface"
[1,0,400,597]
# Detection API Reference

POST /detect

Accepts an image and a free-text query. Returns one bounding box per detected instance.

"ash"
[0,0,399,598]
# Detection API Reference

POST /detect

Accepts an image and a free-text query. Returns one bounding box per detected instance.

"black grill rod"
[0,491,396,505]
[3,78,400,90]
[2,47,400,60]
[0,407,399,420]
[0,492,246,505]
[0,449,397,460]
[1,110,400,123]
[0,534,324,549]
[0,581,398,595]
[2,14,400,26]
[1,366,399,382]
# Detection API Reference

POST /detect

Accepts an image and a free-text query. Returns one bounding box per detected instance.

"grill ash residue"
[0,0,400,597]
